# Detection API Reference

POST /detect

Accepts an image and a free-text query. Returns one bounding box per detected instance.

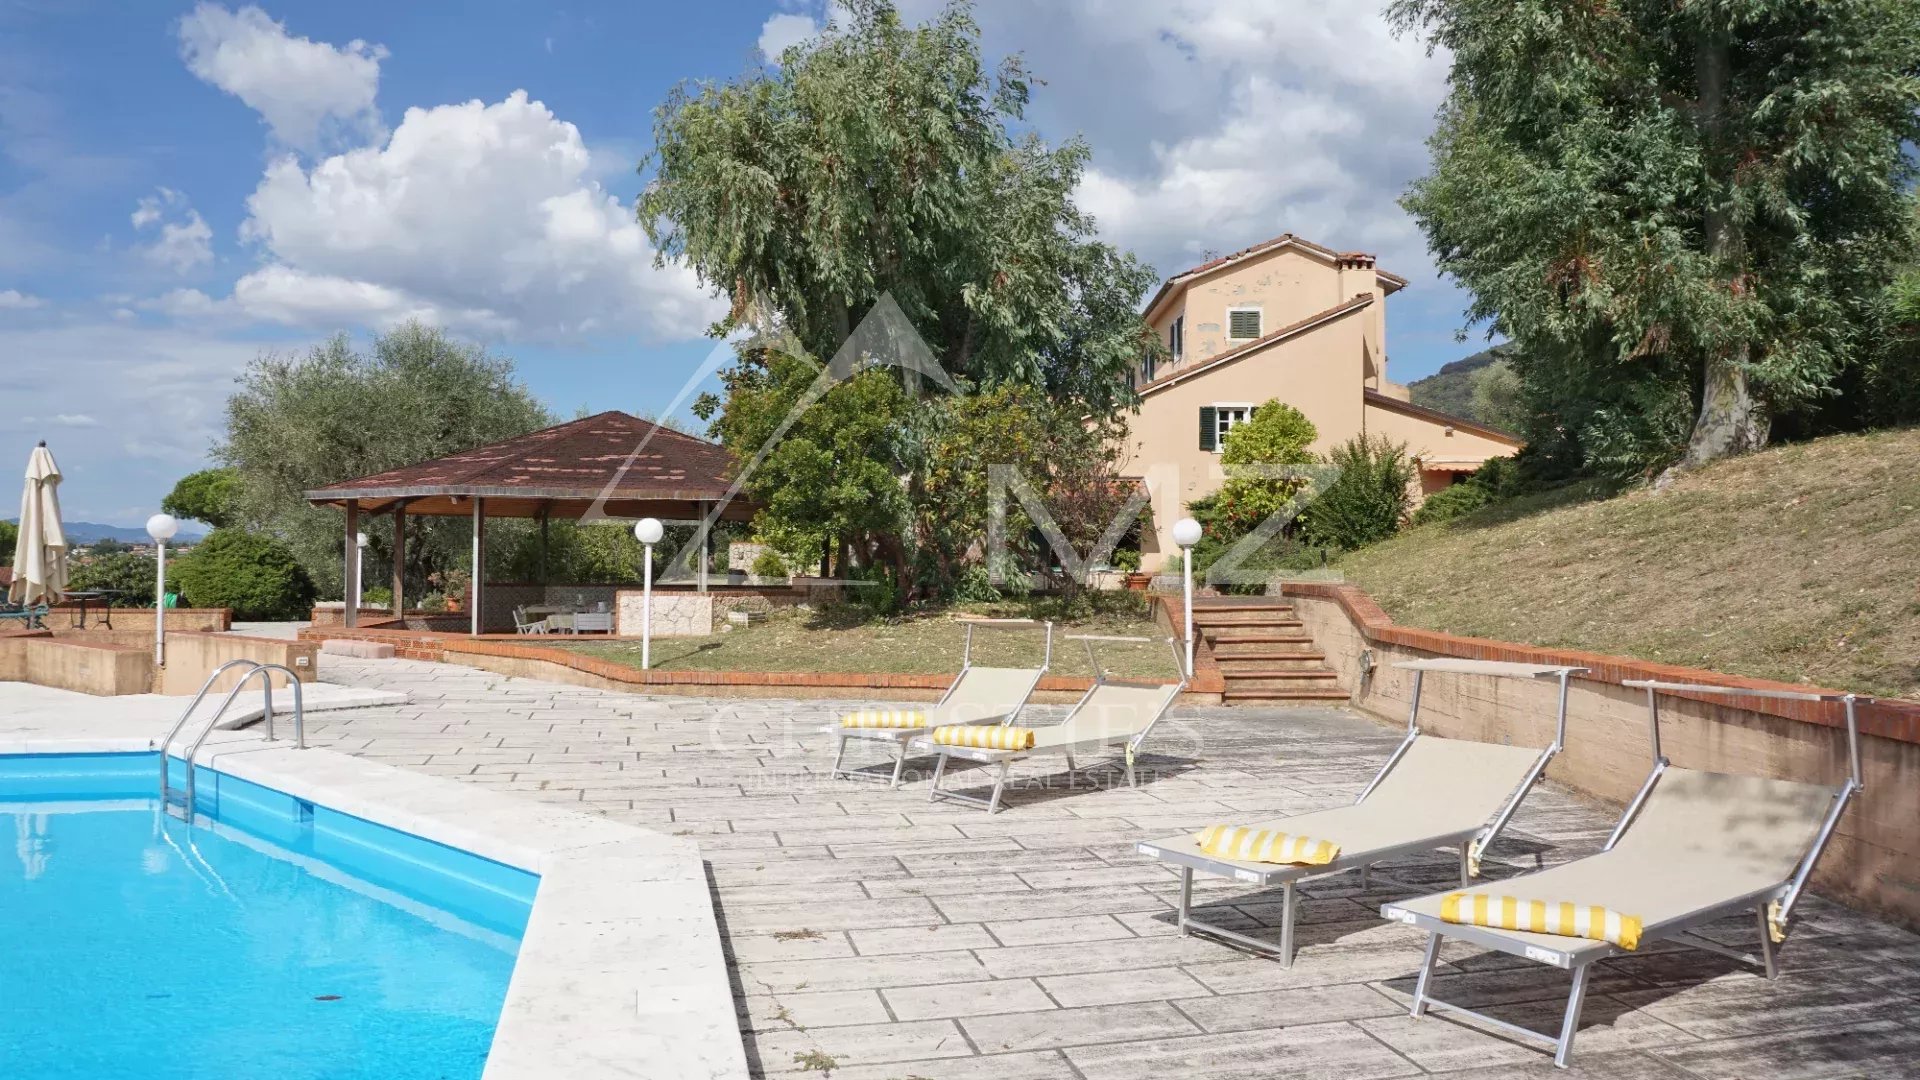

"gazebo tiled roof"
[304,411,755,521]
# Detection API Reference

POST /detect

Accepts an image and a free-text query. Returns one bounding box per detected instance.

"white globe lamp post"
[146,513,179,666]
[1172,517,1203,677]
[634,518,664,670]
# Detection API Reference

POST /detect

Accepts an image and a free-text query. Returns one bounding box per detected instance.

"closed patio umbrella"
[9,441,68,606]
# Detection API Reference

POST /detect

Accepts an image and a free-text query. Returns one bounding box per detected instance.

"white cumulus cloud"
[177,2,387,152]
[758,13,820,61]
[0,289,47,310]
[892,0,1450,282]
[131,189,214,273]
[233,90,722,341]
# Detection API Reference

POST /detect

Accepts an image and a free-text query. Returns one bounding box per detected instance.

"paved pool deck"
[163,657,1920,1076]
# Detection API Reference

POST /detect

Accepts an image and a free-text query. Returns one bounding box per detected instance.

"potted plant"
[432,569,471,613]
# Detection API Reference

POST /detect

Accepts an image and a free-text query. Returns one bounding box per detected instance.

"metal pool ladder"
[158,659,307,820]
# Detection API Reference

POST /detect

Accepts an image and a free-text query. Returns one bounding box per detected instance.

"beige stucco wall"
[1289,592,1920,929]
[158,632,317,695]
[1145,246,1391,388]
[2,636,154,695]
[1125,306,1370,569]
[1362,399,1520,498]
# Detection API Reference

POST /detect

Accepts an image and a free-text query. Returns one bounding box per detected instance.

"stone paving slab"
[304,655,1920,1079]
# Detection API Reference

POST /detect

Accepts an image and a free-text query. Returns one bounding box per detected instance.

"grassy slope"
[563,605,1180,680]
[1337,428,1920,698]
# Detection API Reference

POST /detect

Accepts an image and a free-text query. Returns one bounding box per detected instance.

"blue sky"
[0,0,1479,525]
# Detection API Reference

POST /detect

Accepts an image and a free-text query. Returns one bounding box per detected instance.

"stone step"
[1190,598,1295,613]
[1221,661,1344,676]
[1192,614,1305,629]
[1213,649,1329,663]
[1222,687,1353,704]
[1205,632,1317,646]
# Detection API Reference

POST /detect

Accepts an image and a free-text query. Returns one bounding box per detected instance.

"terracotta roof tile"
[306,411,737,503]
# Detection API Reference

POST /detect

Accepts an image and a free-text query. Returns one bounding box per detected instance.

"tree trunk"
[1669,17,1767,480]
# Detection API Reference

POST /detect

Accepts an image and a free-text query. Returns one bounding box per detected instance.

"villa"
[1122,233,1522,570]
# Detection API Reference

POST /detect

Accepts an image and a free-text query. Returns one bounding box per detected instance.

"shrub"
[172,529,317,620]
[750,548,790,580]
[1300,435,1417,551]
[363,586,393,608]
[1410,482,1493,527]
[67,552,160,606]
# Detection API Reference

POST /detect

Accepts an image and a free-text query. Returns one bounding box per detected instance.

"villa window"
[1227,307,1262,340]
[1169,315,1185,362]
[1198,403,1251,452]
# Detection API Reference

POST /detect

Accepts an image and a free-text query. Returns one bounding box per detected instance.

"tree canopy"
[643,0,1159,601]
[643,0,1158,413]
[162,467,241,530]
[217,322,551,597]
[1393,0,1920,478]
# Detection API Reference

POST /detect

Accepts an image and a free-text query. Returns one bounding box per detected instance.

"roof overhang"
[1363,390,1524,447]
[305,487,757,521]
[1143,233,1406,323]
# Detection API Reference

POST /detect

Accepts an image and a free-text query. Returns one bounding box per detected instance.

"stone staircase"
[1191,596,1350,706]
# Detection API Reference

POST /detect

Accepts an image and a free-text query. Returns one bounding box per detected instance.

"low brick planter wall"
[1279,580,1920,929]
[299,623,1218,704]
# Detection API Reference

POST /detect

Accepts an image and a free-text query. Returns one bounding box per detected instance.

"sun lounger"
[827,619,1052,789]
[1381,681,1866,1068]
[1138,658,1586,967]
[919,634,1187,814]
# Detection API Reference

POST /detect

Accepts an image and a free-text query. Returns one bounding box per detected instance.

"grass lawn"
[1336,427,1920,699]
[560,600,1182,681]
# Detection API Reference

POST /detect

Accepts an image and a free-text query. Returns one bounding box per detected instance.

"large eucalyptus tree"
[640,0,1158,596]
[1393,0,1920,477]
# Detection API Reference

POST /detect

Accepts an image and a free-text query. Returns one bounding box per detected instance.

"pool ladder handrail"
[158,660,307,819]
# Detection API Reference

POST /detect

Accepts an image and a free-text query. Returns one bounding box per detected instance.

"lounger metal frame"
[1142,660,1583,966]
[828,619,1052,788]
[1384,682,1867,1068]
[923,634,1187,814]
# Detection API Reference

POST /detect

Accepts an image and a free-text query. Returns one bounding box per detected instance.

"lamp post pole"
[634,519,663,671]
[355,532,368,609]
[1172,517,1203,678]
[146,513,179,666]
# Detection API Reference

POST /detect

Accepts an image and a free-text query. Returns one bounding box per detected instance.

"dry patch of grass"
[562,601,1180,681]
[1338,428,1920,699]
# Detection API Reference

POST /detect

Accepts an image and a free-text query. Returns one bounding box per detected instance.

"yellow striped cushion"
[1194,825,1340,865]
[931,724,1034,750]
[839,709,927,729]
[1440,893,1643,951]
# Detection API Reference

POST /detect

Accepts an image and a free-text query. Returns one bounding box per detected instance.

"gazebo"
[305,411,756,633]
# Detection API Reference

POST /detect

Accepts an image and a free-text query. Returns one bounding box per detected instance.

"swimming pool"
[1,753,538,1080]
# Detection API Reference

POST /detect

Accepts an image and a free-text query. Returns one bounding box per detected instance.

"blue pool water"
[0,754,537,1080]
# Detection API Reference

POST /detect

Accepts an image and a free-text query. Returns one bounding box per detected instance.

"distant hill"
[3,520,205,545]
[1406,344,1512,421]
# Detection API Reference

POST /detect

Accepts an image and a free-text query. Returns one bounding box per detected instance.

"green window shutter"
[1199,406,1217,451]
[1229,309,1262,339]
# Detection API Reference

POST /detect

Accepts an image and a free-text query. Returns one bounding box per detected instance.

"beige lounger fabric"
[841,666,1039,739]
[1145,736,1545,875]
[929,683,1178,757]
[1396,768,1835,959]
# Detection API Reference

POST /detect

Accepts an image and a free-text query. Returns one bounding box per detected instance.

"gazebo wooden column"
[343,499,360,629]
[391,501,408,617]
[470,497,486,636]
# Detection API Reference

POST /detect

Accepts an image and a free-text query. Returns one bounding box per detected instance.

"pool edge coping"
[2,726,749,1080]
